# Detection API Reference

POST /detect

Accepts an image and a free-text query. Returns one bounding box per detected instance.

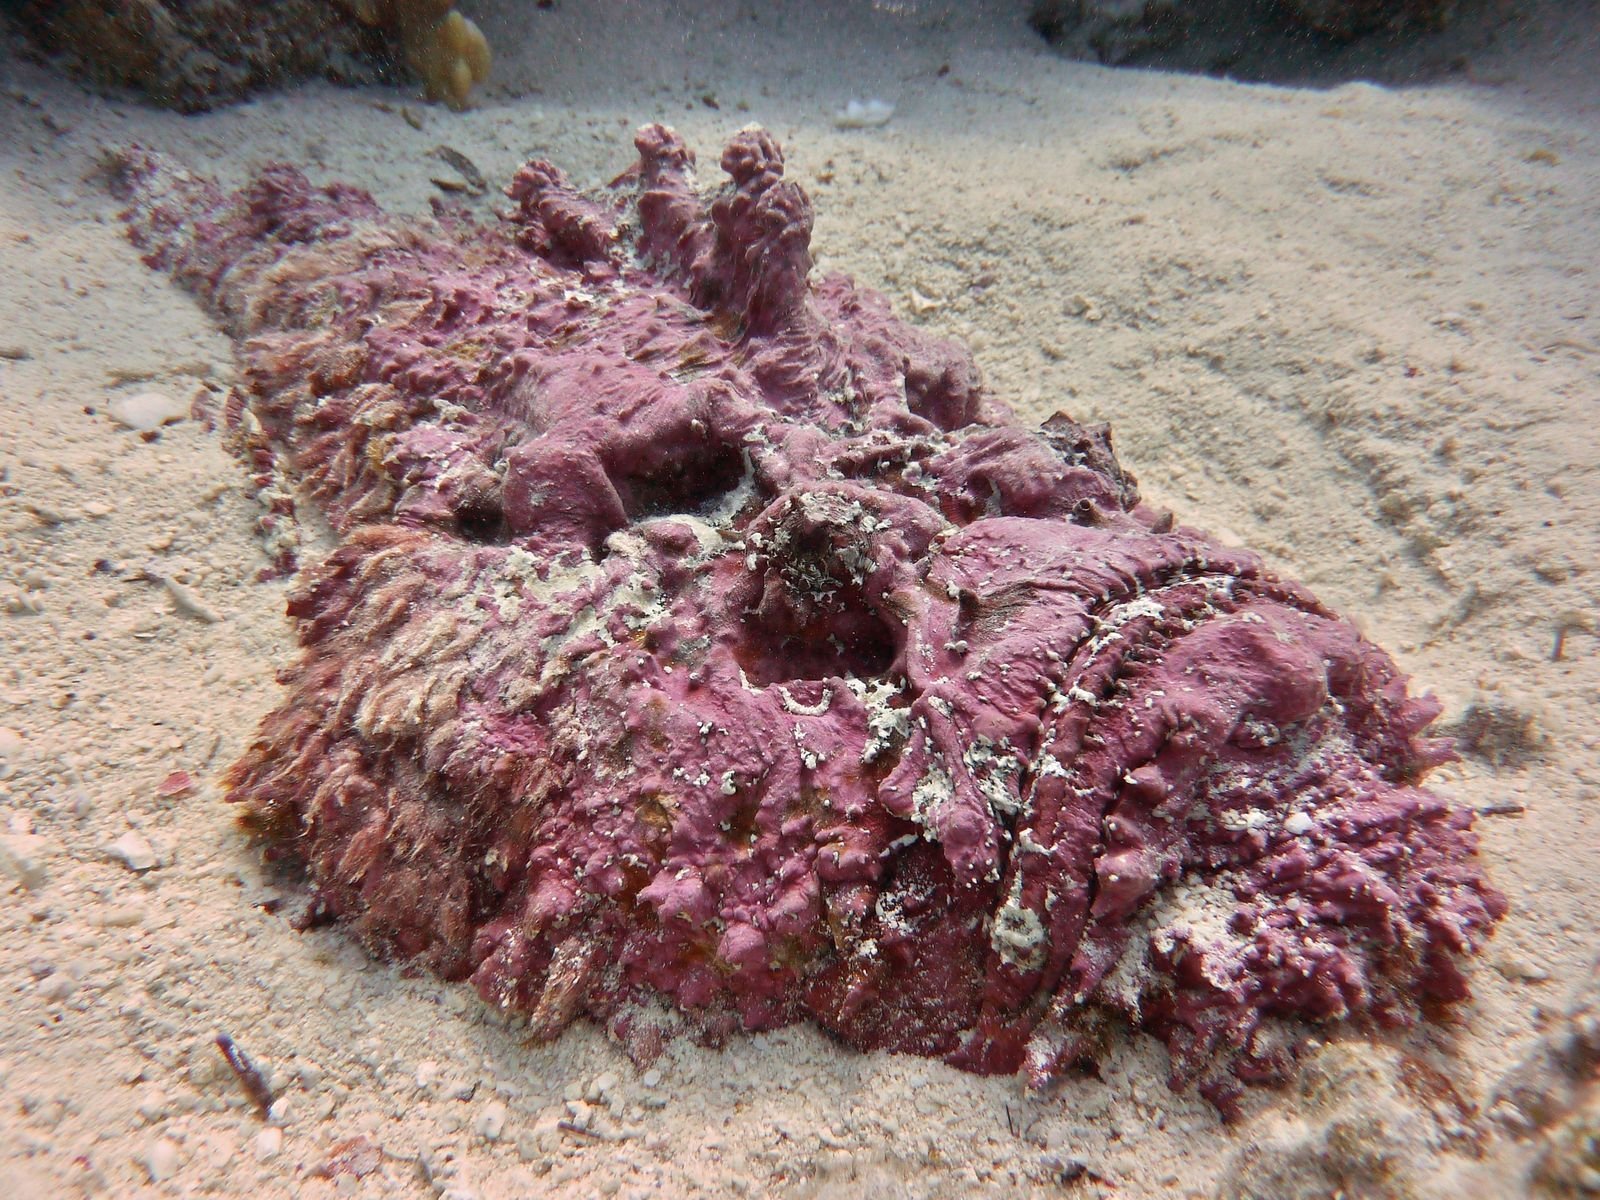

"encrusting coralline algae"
[110,124,1504,1114]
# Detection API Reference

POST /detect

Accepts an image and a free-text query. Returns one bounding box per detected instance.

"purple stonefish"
[113,124,1504,1113]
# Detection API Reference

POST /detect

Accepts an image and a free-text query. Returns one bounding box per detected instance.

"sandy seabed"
[1,2,1597,1197]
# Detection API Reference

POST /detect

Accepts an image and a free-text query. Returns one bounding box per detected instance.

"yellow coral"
[344,0,491,110]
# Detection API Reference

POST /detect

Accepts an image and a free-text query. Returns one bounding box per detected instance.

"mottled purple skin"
[113,125,1504,1114]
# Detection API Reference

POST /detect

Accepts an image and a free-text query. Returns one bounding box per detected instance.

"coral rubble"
[1282,0,1457,38]
[10,0,489,112]
[1030,0,1460,76]
[112,125,1504,1112]
[346,0,491,109]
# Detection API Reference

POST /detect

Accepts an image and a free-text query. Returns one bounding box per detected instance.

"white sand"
[1,1,1596,1196]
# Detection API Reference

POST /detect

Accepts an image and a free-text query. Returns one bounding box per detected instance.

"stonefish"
[114,125,1503,1112]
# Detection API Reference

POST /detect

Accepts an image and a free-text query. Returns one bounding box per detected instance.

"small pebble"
[254,1126,284,1161]
[641,1068,662,1088]
[142,1137,180,1183]
[155,771,195,798]
[1284,812,1314,836]
[0,833,48,890]
[136,1086,171,1123]
[95,905,148,928]
[106,831,157,872]
[108,391,188,433]
[1495,953,1551,983]
[159,576,222,624]
[474,1099,509,1141]
[39,972,79,1002]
